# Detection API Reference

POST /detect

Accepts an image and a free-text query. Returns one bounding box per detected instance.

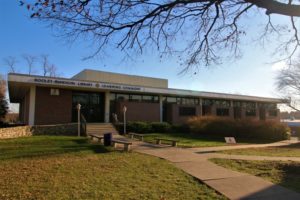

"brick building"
[8,69,283,125]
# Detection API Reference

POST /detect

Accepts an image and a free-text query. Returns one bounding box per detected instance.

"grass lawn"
[210,158,300,193]
[137,133,277,148]
[0,136,226,200]
[141,133,226,147]
[219,143,300,157]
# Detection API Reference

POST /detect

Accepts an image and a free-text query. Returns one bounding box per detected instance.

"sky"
[0,0,292,105]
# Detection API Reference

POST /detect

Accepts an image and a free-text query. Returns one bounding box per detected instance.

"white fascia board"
[8,73,284,103]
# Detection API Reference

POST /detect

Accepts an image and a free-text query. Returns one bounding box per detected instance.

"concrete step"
[85,123,118,136]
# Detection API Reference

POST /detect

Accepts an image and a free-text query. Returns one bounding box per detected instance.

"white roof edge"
[8,73,285,103]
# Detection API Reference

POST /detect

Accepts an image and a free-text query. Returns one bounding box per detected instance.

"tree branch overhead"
[21,0,300,70]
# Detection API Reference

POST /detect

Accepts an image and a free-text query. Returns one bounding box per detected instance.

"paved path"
[131,140,300,200]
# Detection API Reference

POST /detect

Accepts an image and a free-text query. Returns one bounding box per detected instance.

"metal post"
[77,103,81,137]
[123,106,127,134]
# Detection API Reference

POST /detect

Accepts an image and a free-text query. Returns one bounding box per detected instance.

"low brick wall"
[0,123,78,139]
[0,126,32,139]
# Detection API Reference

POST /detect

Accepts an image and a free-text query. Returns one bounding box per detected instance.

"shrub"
[187,116,290,141]
[150,122,171,133]
[171,124,190,133]
[128,121,152,133]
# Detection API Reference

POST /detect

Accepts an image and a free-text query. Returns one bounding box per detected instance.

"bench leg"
[131,135,134,139]
[141,136,144,142]
[124,144,131,152]
[172,141,177,147]
[156,140,161,145]
[113,142,117,148]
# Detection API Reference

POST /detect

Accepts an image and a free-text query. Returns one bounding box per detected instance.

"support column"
[28,86,36,126]
[159,95,163,122]
[104,91,110,123]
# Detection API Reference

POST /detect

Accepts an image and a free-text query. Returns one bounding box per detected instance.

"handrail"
[80,114,87,135]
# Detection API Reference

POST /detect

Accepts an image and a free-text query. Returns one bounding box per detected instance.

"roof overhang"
[8,73,285,104]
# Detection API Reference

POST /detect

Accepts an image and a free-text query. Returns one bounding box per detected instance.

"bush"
[115,121,181,134]
[150,122,171,133]
[171,124,190,133]
[187,116,290,141]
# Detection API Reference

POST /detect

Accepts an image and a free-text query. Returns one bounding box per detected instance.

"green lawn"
[0,136,225,200]
[210,158,300,193]
[219,143,300,157]
[141,133,226,147]
[137,132,276,148]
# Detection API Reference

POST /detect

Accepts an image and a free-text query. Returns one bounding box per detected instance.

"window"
[203,99,214,106]
[116,94,129,101]
[244,102,256,109]
[166,97,177,103]
[216,108,229,116]
[233,101,243,107]
[269,109,278,117]
[179,107,196,116]
[215,100,230,107]
[259,103,277,109]
[110,93,116,101]
[246,109,256,117]
[130,94,142,102]
[142,95,159,103]
[50,88,59,96]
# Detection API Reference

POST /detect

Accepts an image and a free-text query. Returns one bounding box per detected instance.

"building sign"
[32,77,142,92]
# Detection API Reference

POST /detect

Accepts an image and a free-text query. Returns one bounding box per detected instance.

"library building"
[8,69,283,126]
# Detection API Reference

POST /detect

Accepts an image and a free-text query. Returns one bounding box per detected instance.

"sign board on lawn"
[224,137,236,144]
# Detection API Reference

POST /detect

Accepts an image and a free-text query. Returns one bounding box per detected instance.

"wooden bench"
[112,139,132,151]
[156,138,179,147]
[89,134,104,143]
[128,132,144,141]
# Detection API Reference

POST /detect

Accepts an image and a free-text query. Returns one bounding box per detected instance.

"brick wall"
[35,87,72,125]
[116,101,160,122]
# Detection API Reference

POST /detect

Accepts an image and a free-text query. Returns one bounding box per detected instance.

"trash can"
[104,133,112,146]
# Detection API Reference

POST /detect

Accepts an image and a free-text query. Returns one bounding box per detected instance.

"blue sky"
[0,0,287,99]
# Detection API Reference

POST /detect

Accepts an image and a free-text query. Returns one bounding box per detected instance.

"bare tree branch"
[3,56,18,73]
[21,0,300,70]
[22,54,36,75]
[40,54,50,76]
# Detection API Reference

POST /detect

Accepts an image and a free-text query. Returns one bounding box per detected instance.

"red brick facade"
[116,101,160,122]
[34,87,73,125]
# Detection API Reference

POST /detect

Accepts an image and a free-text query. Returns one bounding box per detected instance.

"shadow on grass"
[211,158,300,194]
[276,142,300,149]
[0,136,111,161]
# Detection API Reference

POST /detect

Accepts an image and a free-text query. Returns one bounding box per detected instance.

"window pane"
[130,94,142,102]
[116,94,129,101]
[216,108,229,116]
[167,97,177,103]
[110,93,116,101]
[246,109,256,116]
[179,107,196,116]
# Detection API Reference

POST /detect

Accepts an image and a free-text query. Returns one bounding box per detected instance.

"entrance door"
[72,92,104,123]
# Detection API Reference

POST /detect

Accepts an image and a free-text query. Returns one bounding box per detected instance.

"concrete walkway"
[131,141,300,200]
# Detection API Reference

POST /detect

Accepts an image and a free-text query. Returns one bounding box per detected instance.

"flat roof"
[8,73,285,103]
[72,69,168,88]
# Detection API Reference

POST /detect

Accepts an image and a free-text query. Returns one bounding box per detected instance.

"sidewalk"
[132,141,300,200]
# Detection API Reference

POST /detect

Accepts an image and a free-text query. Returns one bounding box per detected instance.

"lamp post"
[76,103,81,137]
[123,106,127,134]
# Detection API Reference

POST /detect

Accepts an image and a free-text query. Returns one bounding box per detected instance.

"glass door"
[72,92,104,123]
